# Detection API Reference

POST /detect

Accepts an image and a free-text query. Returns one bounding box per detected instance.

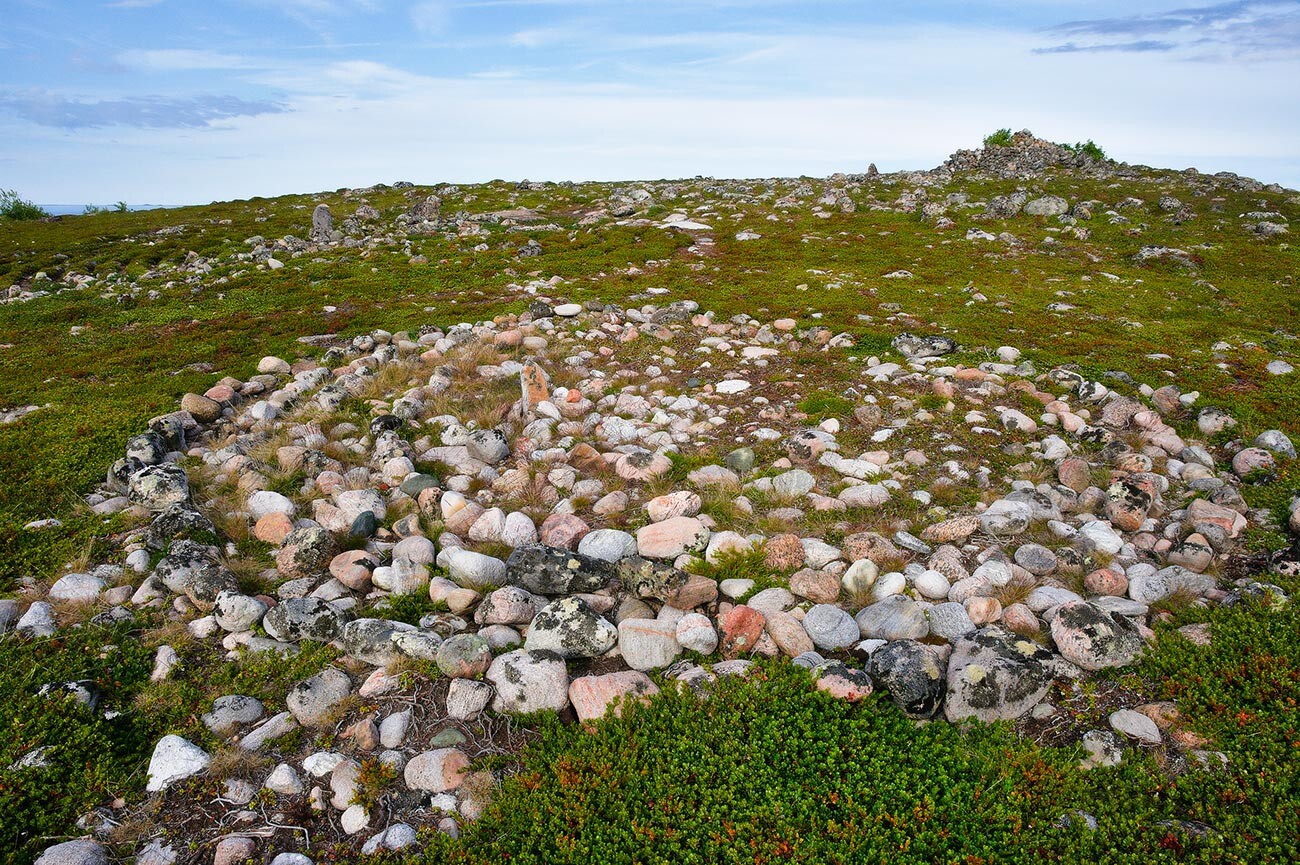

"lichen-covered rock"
[287,667,353,728]
[617,555,687,602]
[506,544,615,595]
[263,597,347,643]
[153,541,236,610]
[523,597,617,658]
[275,526,337,580]
[343,618,418,666]
[485,650,570,715]
[868,639,946,719]
[1049,600,1144,670]
[945,628,1055,723]
[128,463,191,511]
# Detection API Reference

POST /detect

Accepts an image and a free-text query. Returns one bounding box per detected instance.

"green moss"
[797,390,855,420]
[0,617,163,864]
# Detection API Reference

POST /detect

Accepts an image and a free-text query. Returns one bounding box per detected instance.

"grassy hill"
[1,140,1298,864]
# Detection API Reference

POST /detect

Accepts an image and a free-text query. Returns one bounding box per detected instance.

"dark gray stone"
[508,544,616,595]
[868,639,946,719]
[263,597,348,643]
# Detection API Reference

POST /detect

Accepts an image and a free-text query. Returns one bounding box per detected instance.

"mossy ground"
[2,165,1298,863]
[411,573,1299,864]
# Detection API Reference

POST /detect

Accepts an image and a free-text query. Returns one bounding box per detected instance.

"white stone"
[265,763,304,795]
[248,490,295,520]
[715,379,751,394]
[146,735,210,792]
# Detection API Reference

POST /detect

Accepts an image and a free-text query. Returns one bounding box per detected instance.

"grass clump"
[0,189,48,222]
[797,390,855,421]
[368,591,447,626]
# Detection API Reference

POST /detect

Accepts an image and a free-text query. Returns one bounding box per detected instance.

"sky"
[2,1,1298,204]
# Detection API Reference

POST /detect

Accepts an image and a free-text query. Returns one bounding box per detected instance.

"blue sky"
[2,1,1298,203]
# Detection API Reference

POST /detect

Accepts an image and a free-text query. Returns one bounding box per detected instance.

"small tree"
[982,128,1014,148]
[1069,139,1107,161]
[0,189,50,221]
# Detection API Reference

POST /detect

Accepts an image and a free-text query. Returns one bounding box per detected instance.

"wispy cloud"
[117,49,257,71]
[1041,1,1300,59]
[0,89,285,129]
[411,1,451,35]
[1034,39,1177,54]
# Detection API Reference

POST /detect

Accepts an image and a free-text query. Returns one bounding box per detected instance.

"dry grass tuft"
[990,573,1036,608]
[207,746,271,780]
[448,341,506,380]
[356,360,427,402]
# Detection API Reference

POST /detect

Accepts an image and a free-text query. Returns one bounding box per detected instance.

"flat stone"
[569,671,659,721]
[1109,708,1162,744]
[636,516,709,559]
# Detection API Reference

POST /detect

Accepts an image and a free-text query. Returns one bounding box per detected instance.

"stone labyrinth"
[16,293,1296,863]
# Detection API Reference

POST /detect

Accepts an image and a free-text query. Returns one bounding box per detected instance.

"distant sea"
[38,204,185,216]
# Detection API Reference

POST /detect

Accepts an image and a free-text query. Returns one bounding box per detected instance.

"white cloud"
[8,16,1300,200]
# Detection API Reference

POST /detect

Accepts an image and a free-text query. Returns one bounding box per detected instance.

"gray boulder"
[944,627,1056,723]
[213,591,268,633]
[0,598,17,634]
[342,618,417,666]
[485,649,569,714]
[855,595,929,640]
[1049,600,1144,670]
[617,555,687,602]
[128,463,190,511]
[202,695,265,737]
[467,428,510,464]
[311,203,333,241]
[507,544,615,595]
[145,504,215,551]
[126,431,167,465]
[801,604,860,650]
[287,667,352,728]
[145,735,210,792]
[1024,195,1069,216]
[979,499,1033,535]
[523,597,617,658]
[892,333,957,359]
[17,601,57,638]
[276,525,337,580]
[154,541,236,609]
[35,840,108,865]
[263,597,347,643]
